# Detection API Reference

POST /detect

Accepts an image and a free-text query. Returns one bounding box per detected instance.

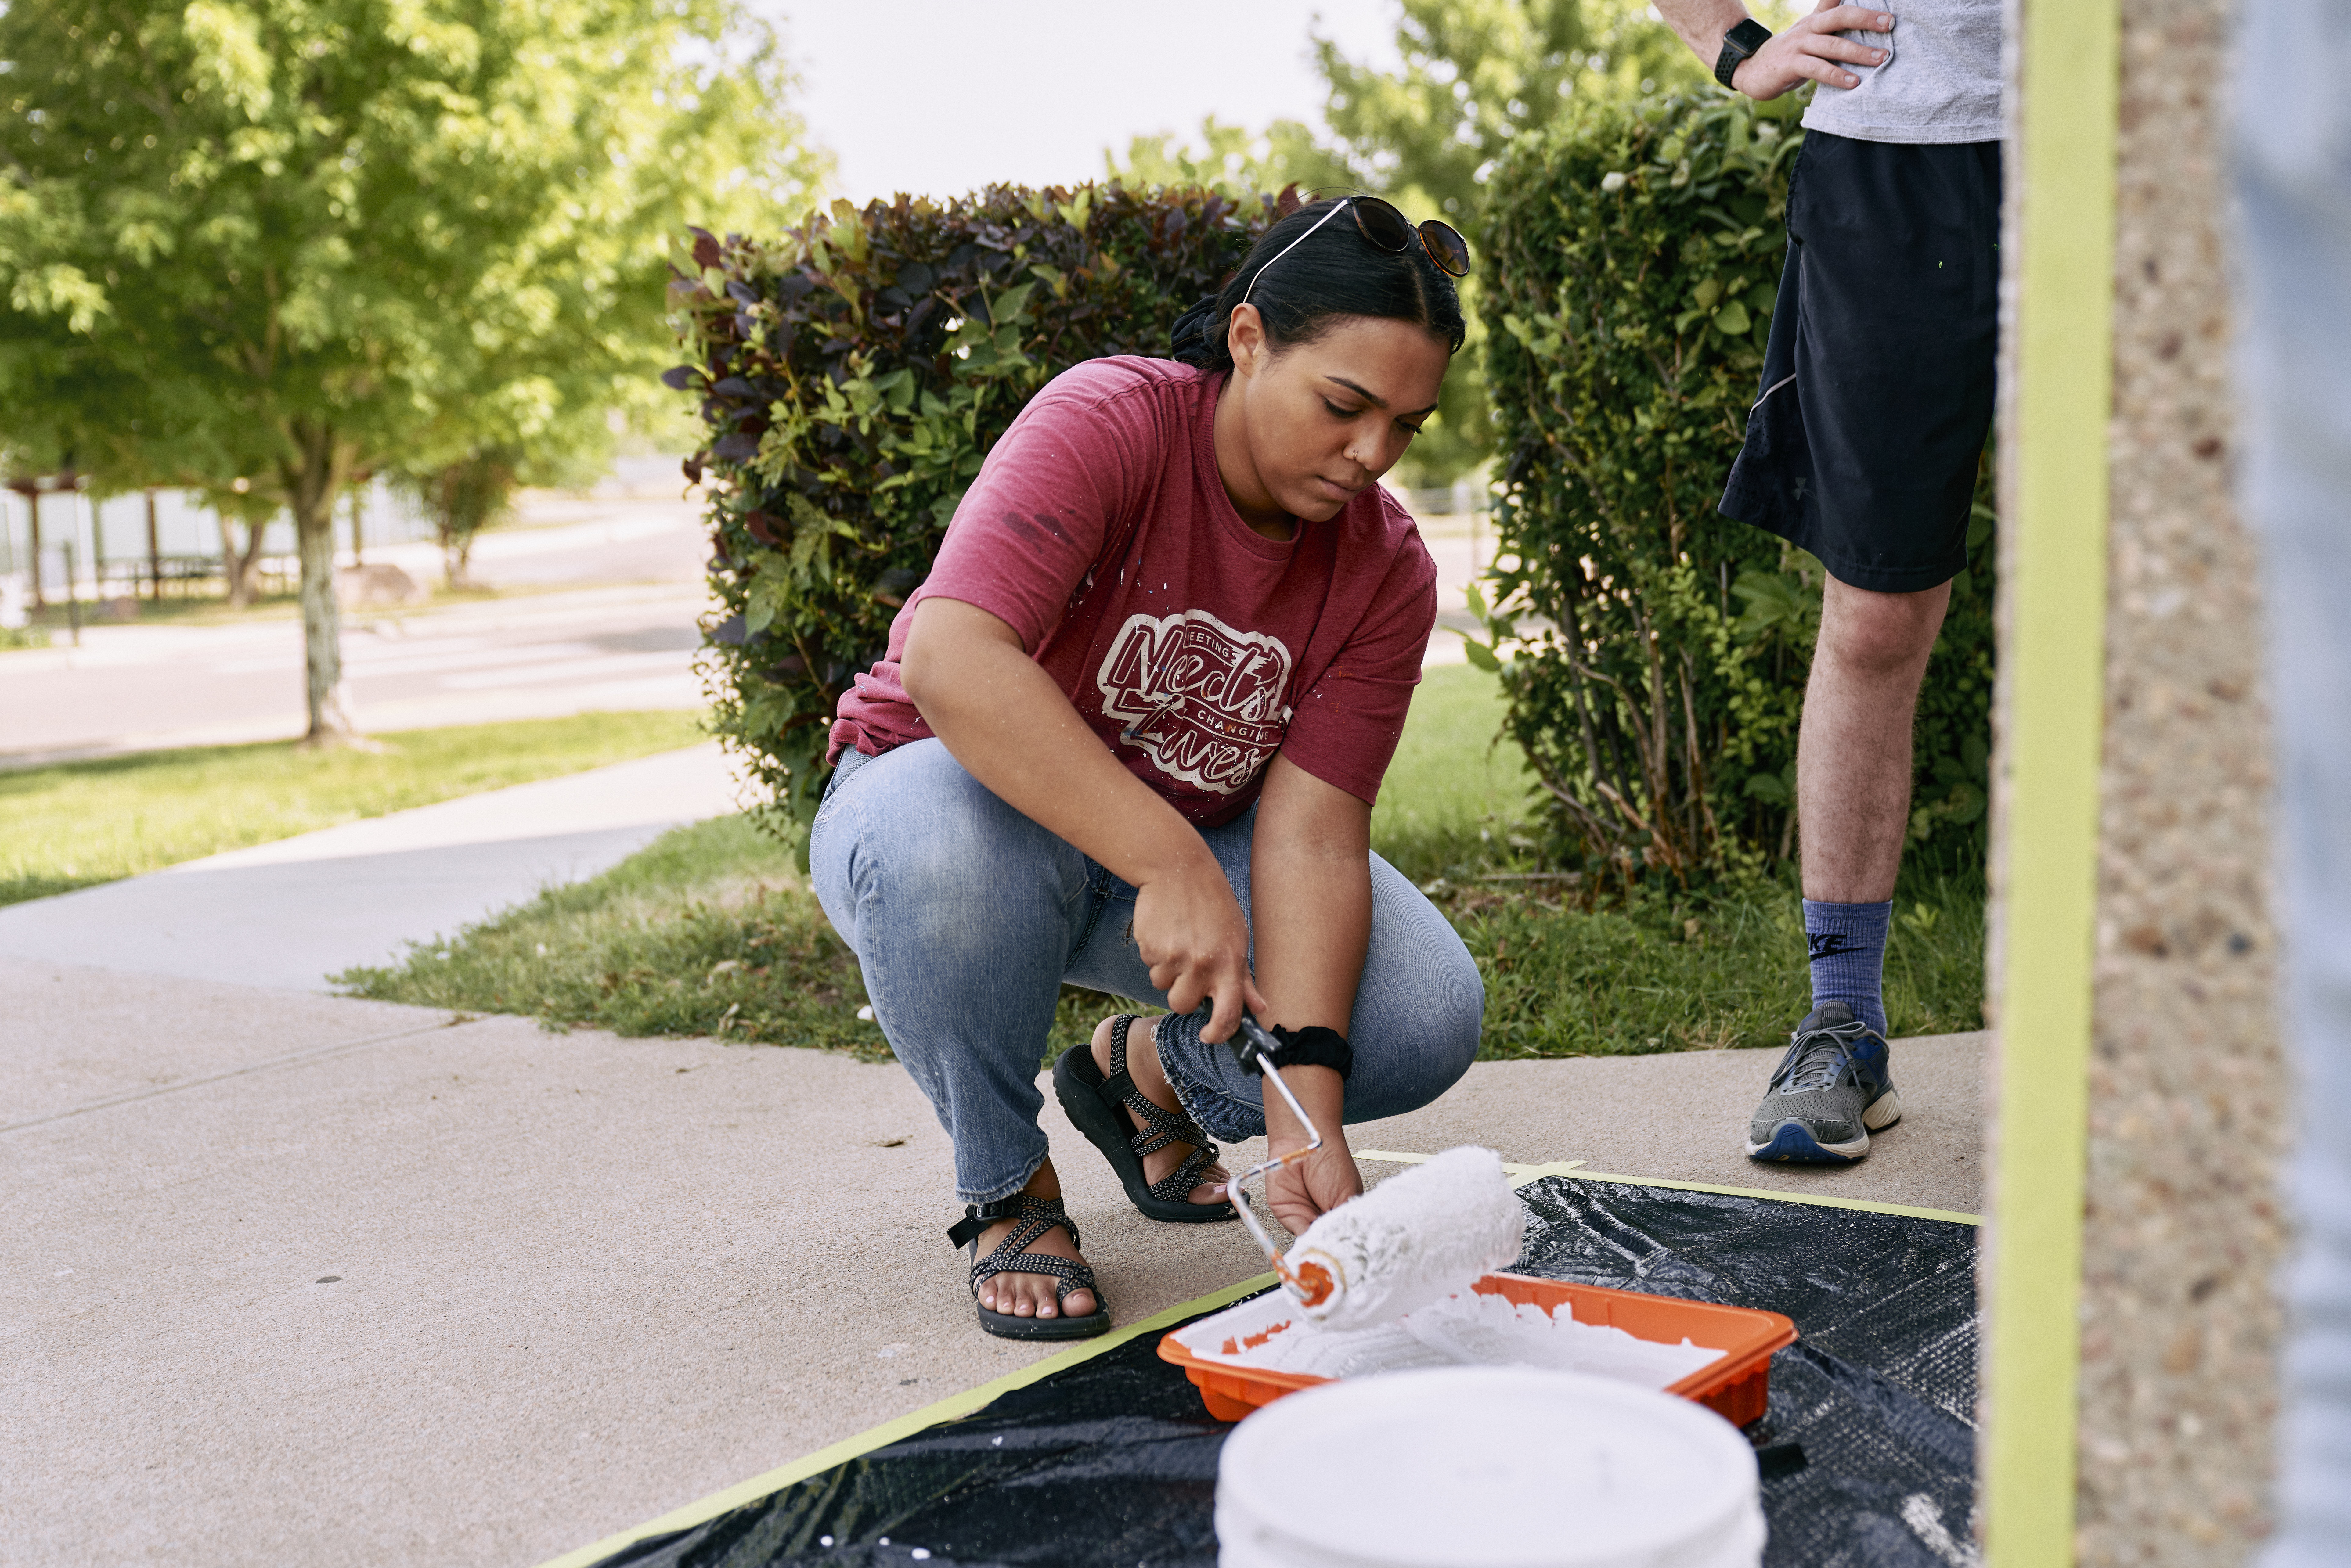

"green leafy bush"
[671,185,1285,830]
[1475,90,1995,885]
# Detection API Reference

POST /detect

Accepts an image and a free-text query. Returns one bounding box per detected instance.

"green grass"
[0,710,706,906]
[1370,662,1541,883]
[334,664,1987,1057]
[335,812,888,1053]
[1462,875,1985,1055]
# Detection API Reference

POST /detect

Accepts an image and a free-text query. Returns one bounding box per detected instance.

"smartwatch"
[1714,18,1773,90]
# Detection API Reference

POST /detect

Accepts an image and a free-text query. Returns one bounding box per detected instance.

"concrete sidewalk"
[0,743,743,990]
[5,949,1985,1567]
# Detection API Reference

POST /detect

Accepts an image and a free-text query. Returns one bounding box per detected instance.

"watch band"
[1714,18,1773,89]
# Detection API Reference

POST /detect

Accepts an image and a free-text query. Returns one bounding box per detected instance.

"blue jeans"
[810,739,1484,1203]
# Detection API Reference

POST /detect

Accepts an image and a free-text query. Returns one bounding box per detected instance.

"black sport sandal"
[949,1193,1111,1341]
[1053,1015,1237,1224]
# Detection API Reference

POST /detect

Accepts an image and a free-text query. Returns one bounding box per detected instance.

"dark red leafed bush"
[670,185,1287,835]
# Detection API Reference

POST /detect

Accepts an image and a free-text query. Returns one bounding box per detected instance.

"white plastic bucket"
[1215,1366,1765,1568]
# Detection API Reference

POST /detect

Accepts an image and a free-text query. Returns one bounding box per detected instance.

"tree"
[1106,116,1353,203]
[1305,0,1708,484]
[0,0,828,741]
[395,450,515,591]
[203,477,282,608]
[1315,0,1702,220]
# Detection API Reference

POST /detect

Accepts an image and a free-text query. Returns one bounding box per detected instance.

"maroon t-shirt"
[829,357,1436,826]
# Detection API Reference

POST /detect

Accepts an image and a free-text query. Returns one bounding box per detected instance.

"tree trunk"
[145,489,162,600]
[283,421,359,745]
[25,489,42,609]
[216,514,267,607]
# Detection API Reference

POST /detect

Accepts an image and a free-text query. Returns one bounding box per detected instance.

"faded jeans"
[809,738,1484,1203]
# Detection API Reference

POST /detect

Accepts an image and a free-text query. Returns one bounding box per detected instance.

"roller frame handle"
[1225,1012,1326,1300]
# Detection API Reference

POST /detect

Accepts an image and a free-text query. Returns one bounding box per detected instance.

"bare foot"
[1090,1015,1231,1205]
[974,1158,1098,1321]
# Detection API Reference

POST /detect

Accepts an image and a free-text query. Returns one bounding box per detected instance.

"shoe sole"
[1745,1088,1904,1165]
[1051,1045,1238,1224]
[977,1301,1113,1340]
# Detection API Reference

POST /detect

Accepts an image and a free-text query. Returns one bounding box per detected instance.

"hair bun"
[1167,293,1223,366]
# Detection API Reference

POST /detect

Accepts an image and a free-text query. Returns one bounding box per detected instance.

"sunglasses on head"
[1241,196,1473,310]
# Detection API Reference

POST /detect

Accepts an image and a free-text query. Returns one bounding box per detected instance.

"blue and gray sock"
[1802,898,1893,1038]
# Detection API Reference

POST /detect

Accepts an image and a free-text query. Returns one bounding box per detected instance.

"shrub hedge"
[1474,90,1995,885]
[669,186,1286,833]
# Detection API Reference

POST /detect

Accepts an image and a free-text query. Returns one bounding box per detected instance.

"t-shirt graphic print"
[1096,608,1294,796]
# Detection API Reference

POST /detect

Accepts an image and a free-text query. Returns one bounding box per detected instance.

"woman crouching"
[812,197,1485,1338]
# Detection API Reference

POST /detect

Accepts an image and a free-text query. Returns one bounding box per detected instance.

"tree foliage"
[1316,0,1701,219]
[1106,115,1353,204]
[1303,0,1709,484]
[0,0,825,734]
[1475,89,1995,886]
[676,185,1285,834]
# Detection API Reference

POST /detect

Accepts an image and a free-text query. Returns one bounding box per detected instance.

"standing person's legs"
[1719,130,1999,1163]
[810,738,1110,1322]
[1797,576,1952,1027]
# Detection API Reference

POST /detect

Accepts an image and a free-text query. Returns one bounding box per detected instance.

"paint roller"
[1228,1016,1524,1330]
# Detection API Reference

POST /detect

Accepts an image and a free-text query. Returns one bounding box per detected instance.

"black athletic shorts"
[1718,131,2002,593]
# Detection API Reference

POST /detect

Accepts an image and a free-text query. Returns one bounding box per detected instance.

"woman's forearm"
[902,597,1210,886]
[1249,754,1374,1149]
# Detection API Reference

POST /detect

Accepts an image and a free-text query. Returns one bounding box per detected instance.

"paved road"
[0,494,1503,768]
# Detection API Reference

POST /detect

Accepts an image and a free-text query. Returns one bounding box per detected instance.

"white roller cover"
[1285,1146,1523,1330]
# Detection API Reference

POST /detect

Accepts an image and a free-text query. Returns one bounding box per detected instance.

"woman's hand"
[1265,1132,1365,1237]
[1259,1061,1359,1234]
[1132,854,1269,1047]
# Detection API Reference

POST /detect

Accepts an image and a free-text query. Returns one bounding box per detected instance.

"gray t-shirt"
[1801,0,2002,145]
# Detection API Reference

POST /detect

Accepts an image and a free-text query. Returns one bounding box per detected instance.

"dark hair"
[1167,199,1467,372]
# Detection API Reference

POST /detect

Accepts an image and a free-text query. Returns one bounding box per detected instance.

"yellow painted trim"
[1353,1148,1982,1226]
[534,1272,1276,1568]
[1984,0,2120,1557]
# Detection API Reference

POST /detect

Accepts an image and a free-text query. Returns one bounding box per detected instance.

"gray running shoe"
[1745,1001,1902,1164]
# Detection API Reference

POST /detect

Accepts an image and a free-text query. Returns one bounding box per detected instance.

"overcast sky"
[760,2,1404,206]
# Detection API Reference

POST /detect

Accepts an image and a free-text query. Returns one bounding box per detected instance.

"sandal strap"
[947,1192,1083,1255]
[970,1249,1099,1306]
[955,1194,1100,1307]
[1145,1142,1222,1205]
[1106,1015,1219,1161]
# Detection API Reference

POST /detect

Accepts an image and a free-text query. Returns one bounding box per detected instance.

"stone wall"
[2072,0,2288,1556]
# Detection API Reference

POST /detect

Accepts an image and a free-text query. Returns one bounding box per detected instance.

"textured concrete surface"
[2071,1,2287,1556]
[0,743,744,990]
[5,951,1985,1567]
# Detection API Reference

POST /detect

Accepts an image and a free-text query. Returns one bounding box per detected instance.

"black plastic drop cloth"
[594,1176,1977,1568]
[1513,1177,1979,1567]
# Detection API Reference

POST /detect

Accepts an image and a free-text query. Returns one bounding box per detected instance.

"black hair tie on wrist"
[1266,1024,1354,1081]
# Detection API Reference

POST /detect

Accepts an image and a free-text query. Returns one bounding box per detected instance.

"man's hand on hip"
[1731,0,1895,99]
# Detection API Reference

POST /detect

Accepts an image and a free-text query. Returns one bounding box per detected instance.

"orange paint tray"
[1158,1272,1797,1426]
